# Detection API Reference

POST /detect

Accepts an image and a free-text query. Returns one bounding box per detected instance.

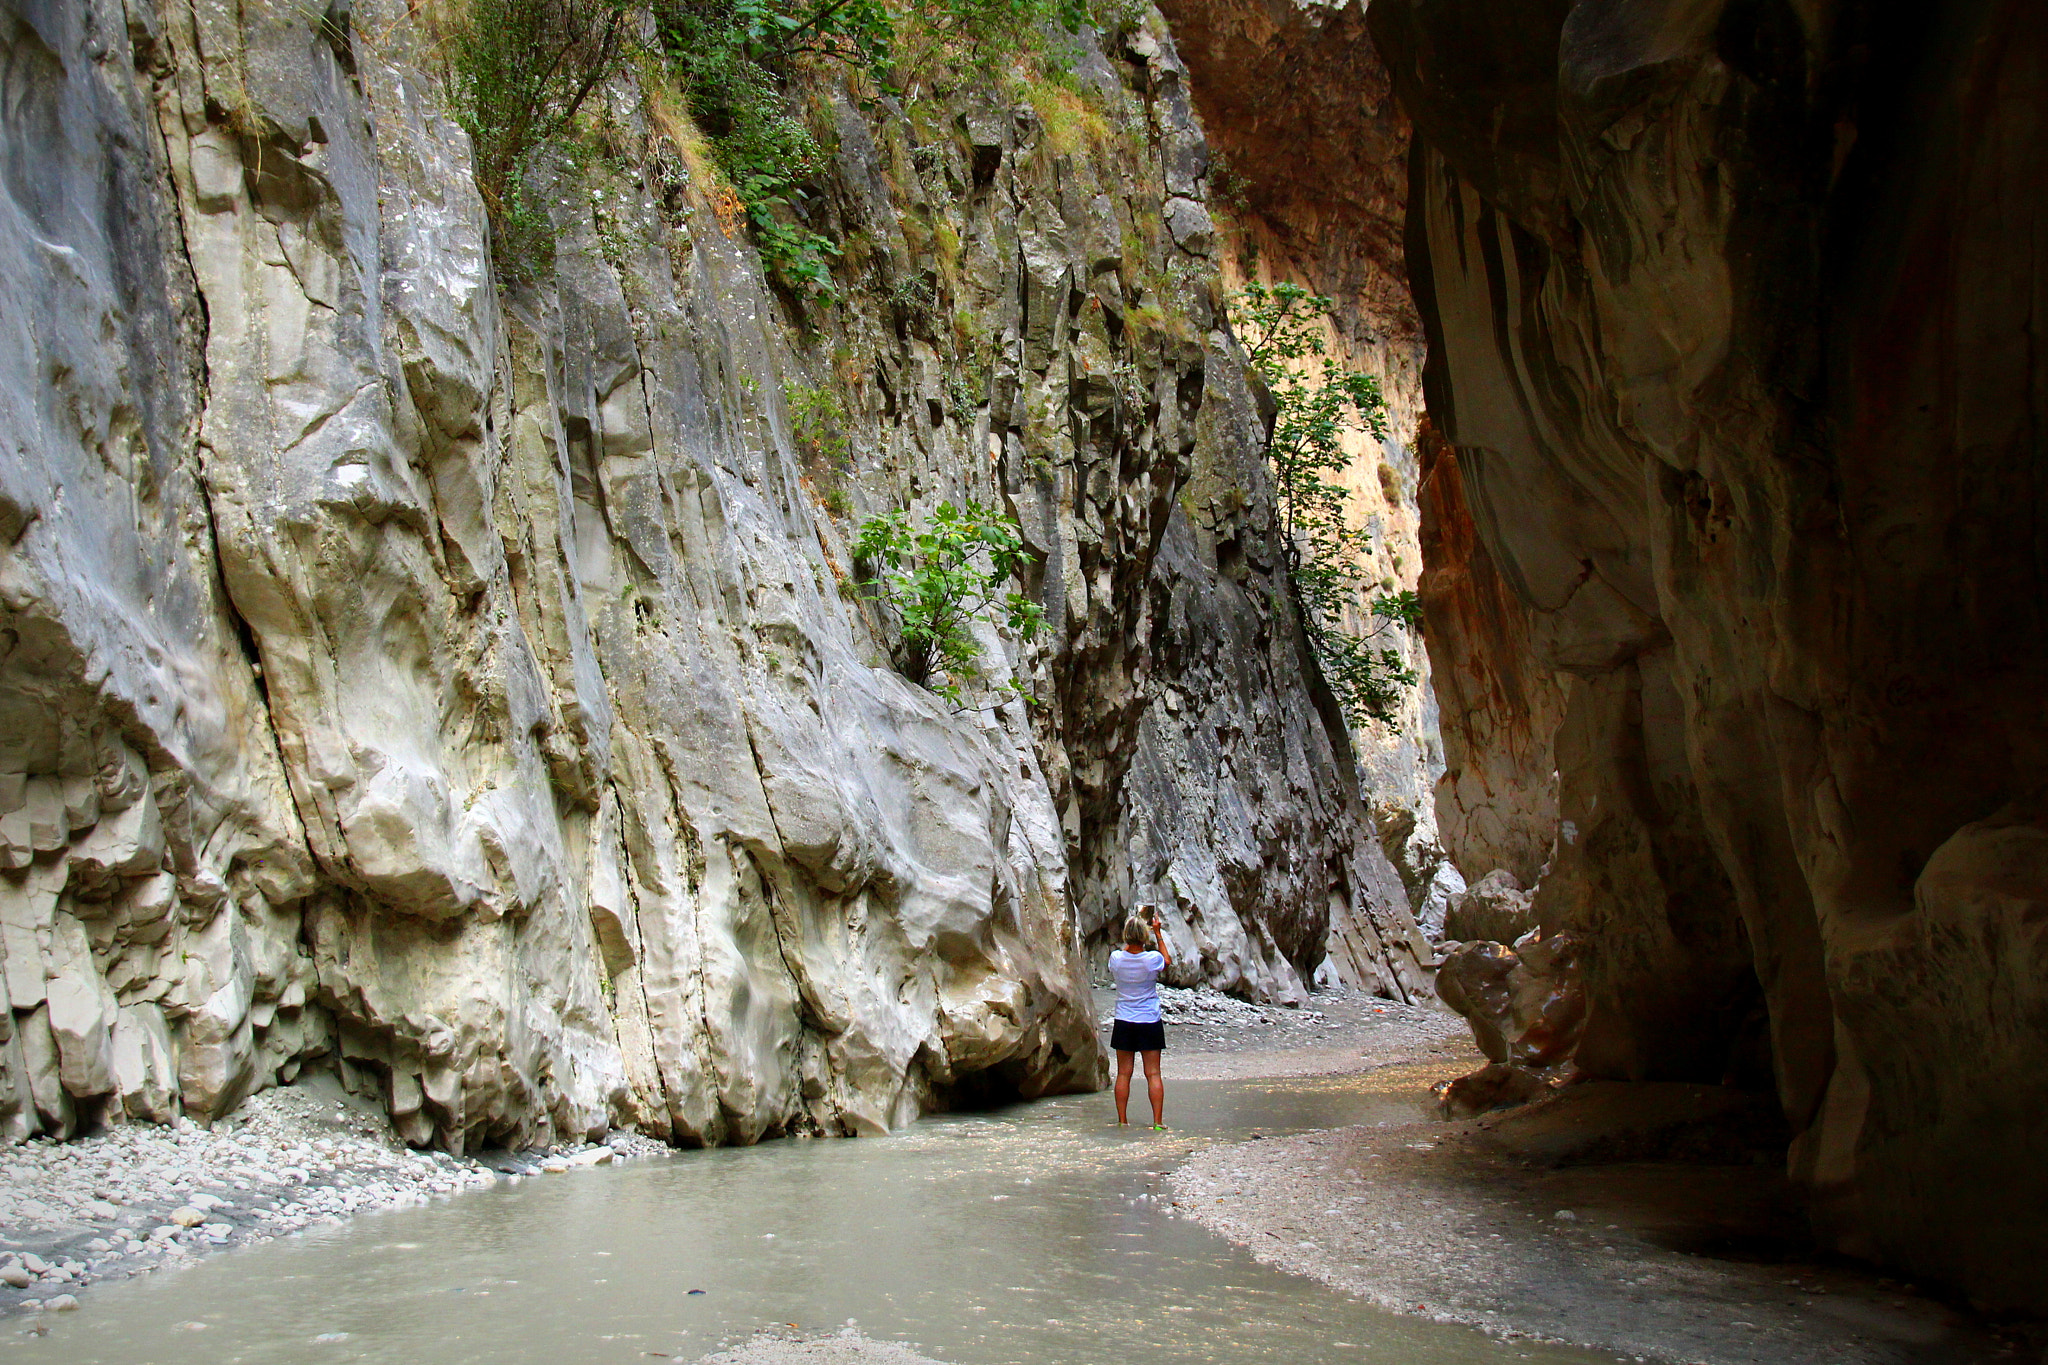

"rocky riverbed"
[1098,982,1471,1082]
[692,1329,949,1365]
[0,1074,662,1322]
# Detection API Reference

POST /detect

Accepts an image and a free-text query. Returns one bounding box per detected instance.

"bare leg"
[1114,1050,1135,1124]
[1143,1050,1164,1127]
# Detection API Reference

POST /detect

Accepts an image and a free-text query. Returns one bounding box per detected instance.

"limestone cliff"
[0,0,1421,1151]
[1365,0,2048,1314]
[1153,0,1454,935]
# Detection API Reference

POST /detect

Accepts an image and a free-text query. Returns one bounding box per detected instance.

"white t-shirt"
[1109,949,1166,1023]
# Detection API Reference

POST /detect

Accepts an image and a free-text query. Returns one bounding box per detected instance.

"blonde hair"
[1122,915,1152,950]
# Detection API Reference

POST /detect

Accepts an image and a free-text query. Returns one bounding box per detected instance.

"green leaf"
[855,501,1039,704]
[1228,282,1417,730]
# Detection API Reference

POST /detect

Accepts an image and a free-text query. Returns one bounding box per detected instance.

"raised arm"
[1147,906,1171,969]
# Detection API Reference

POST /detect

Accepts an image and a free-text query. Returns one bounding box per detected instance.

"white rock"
[109,1004,179,1123]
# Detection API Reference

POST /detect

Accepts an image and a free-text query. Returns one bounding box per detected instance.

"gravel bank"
[0,1073,664,1319]
[1097,982,1472,1082]
[1166,1051,2027,1364]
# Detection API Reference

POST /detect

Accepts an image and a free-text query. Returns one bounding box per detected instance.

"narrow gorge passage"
[1,0,2043,1359]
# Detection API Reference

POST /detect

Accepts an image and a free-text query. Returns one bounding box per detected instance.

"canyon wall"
[1153,0,1460,933]
[1162,0,2046,1314]
[0,0,1421,1151]
[1365,0,2047,1314]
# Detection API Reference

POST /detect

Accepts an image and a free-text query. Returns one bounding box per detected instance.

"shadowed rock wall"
[0,0,1422,1151]
[1414,414,1566,890]
[1152,0,1456,949]
[1371,0,2048,1312]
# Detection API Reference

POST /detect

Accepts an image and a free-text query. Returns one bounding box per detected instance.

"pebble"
[43,1295,78,1313]
[0,1084,667,1311]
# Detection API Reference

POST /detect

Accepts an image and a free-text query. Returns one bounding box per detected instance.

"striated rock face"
[1372,0,2048,1312]
[1153,0,1450,953]
[1109,319,1428,1000]
[1441,868,1535,946]
[0,0,1421,1149]
[1414,416,1566,887]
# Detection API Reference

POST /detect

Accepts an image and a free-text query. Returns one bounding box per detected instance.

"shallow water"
[10,1076,1617,1365]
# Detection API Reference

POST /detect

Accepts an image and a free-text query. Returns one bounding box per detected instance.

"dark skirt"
[1110,1019,1166,1053]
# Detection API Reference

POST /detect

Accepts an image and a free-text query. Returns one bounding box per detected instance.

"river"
[7,1073,1619,1365]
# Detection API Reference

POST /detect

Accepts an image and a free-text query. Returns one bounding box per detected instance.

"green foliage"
[449,0,637,283]
[1231,281,1420,729]
[659,0,1104,297]
[785,377,853,510]
[896,0,1092,77]
[785,381,851,465]
[1021,73,1111,154]
[854,502,1043,704]
[656,0,852,298]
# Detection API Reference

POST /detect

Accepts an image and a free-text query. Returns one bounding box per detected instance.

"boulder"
[1442,869,1536,945]
[1436,930,1585,1071]
[110,1003,180,1122]
[1434,1061,1555,1119]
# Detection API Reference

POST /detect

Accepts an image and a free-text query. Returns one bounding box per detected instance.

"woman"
[1109,905,1170,1129]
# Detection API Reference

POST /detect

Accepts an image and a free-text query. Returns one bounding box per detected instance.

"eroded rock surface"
[1440,868,1535,946]
[1438,926,1582,1044]
[0,0,1422,1151]
[1151,0,1451,968]
[1367,0,2048,1313]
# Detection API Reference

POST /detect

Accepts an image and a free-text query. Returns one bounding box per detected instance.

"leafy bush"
[1231,281,1420,729]
[448,0,637,282]
[657,0,896,299]
[854,502,1043,703]
[658,0,1102,298]
[785,380,851,466]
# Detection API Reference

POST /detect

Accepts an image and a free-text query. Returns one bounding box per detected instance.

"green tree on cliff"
[1230,281,1420,729]
[854,501,1044,705]
[449,0,638,281]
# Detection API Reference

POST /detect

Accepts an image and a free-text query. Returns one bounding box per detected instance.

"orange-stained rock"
[1371,0,2048,1312]
[1433,1061,1555,1120]
[1436,930,1586,1072]
[1415,416,1568,889]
